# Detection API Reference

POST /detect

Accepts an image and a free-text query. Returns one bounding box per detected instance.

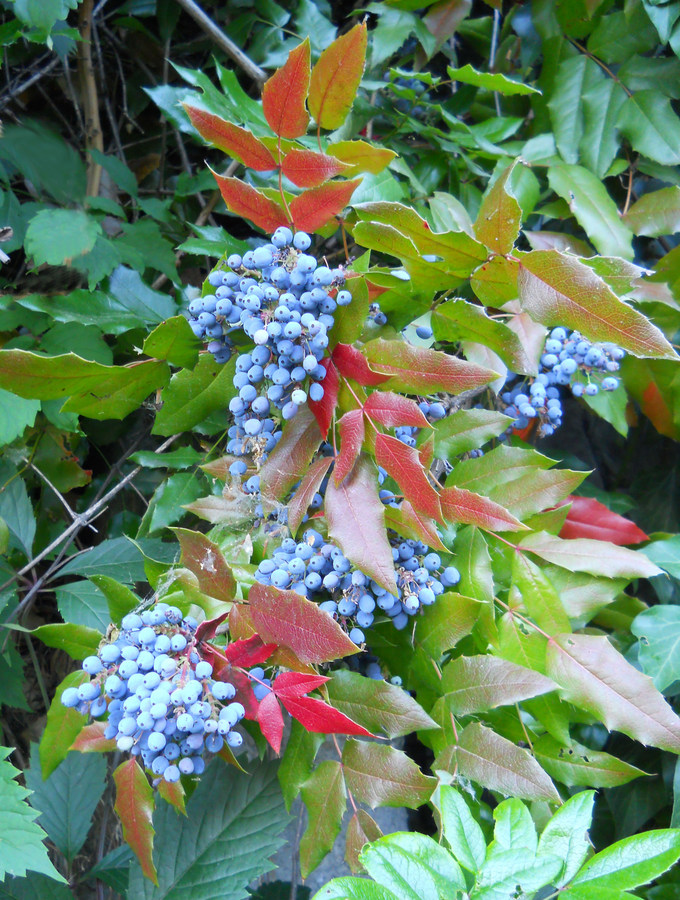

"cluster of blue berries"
[61,603,246,783]
[254,528,460,644]
[501,327,625,437]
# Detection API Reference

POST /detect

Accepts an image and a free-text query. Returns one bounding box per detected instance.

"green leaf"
[518,250,676,360]
[13,289,148,335]
[128,447,205,469]
[475,850,562,899]
[474,162,522,256]
[0,641,29,711]
[0,873,75,900]
[546,632,680,754]
[359,840,438,900]
[571,829,680,892]
[579,79,627,179]
[153,353,237,436]
[533,734,648,788]
[32,623,102,660]
[311,878,397,900]
[512,552,572,635]
[537,790,594,885]
[300,760,346,878]
[89,148,138,197]
[25,745,105,864]
[25,209,101,266]
[87,575,138,625]
[127,759,290,899]
[491,798,537,855]
[0,462,35,557]
[434,784,486,873]
[365,833,466,897]
[0,746,66,883]
[107,266,176,325]
[617,91,680,166]
[81,845,134,894]
[54,580,109,632]
[58,537,177,583]
[623,186,680,237]
[326,670,439,738]
[0,391,40,447]
[632,605,680,692]
[640,536,680,579]
[547,165,633,260]
[432,409,513,459]
[143,316,201,369]
[447,63,539,95]
[415,591,481,658]
[439,655,556,715]
[517,531,661,578]
[0,121,86,205]
[342,740,436,809]
[278,719,322,812]
[547,55,599,165]
[139,472,206,535]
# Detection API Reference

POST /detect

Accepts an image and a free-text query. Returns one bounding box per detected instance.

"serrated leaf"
[88,575,138,624]
[447,63,539,95]
[383,502,446,553]
[617,91,680,166]
[547,55,599,165]
[173,528,236,604]
[0,747,66,884]
[54,580,109,633]
[440,655,556,715]
[142,316,201,370]
[257,691,285,754]
[325,453,398,594]
[335,410,365,485]
[289,456,333,535]
[492,798,537,855]
[328,141,396,175]
[437,722,560,802]
[311,877,396,900]
[533,734,648,788]
[0,391,40,448]
[580,78,627,179]
[290,179,361,232]
[300,760,346,877]
[632,605,680,693]
[623,186,680,237]
[475,849,562,899]
[39,671,89,779]
[326,671,438,738]
[309,23,367,129]
[249,584,359,664]
[210,171,287,234]
[113,758,157,885]
[432,409,512,459]
[262,39,310,138]
[546,632,680,753]
[25,209,101,266]
[441,485,526,533]
[571,829,680,893]
[415,592,481,658]
[32,622,101,660]
[537,790,595,886]
[363,391,429,429]
[183,106,275,170]
[375,433,442,522]
[332,343,389,386]
[435,785,486,873]
[342,740,436,809]
[346,810,383,874]
[127,759,289,900]
[260,404,323,502]
[518,250,676,360]
[153,353,237,436]
[281,148,350,188]
[278,719,323,812]
[512,552,571,636]
[308,358,339,437]
[517,531,661,578]
[70,721,116,753]
[474,163,522,255]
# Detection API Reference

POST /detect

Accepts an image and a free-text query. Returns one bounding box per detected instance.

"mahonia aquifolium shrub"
[62,603,250,783]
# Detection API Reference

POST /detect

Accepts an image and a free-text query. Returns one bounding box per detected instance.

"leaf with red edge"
[375,433,443,523]
[281,148,350,188]
[384,501,447,552]
[363,338,500,394]
[419,432,435,471]
[70,721,116,753]
[290,179,362,233]
[113,758,157,885]
[325,453,398,594]
[183,106,275,170]
[210,170,287,233]
[262,38,310,138]
[559,496,649,545]
[364,390,430,429]
[220,634,278,668]
[249,583,360,663]
[174,528,236,603]
[157,778,186,815]
[441,485,527,533]
[342,740,436,809]
[308,358,339,437]
[260,404,322,501]
[328,140,396,175]
[332,342,389,386]
[273,672,330,698]
[309,22,367,129]
[280,694,374,736]
[257,690,285,754]
[335,409,365,485]
[195,612,230,643]
[289,456,333,535]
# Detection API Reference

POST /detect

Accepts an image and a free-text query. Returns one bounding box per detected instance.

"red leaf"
[308,358,339,437]
[249,583,360,664]
[419,432,435,470]
[281,148,350,187]
[335,410,365,485]
[289,456,333,536]
[290,179,362,232]
[113,758,157,885]
[260,404,323,501]
[363,338,500,394]
[309,22,367,130]
[273,671,329,699]
[363,390,430,429]
[174,528,237,604]
[257,690,285,754]
[220,634,278,668]
[183,106,276,170]
[70,721,116,753]
[157,778,186,815]
[210,170,287,233]
[375,433,443,524]
[559,496,649,545]
[262,38,311,138]
[325,453,398,594]
[441,485,526,533]
[384,501,447,553]
[224,666,260,719]
[280,694,374,737]
[332,342,389,386]
[195,612,230,643]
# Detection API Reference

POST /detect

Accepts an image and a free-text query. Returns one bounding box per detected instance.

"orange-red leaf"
[335,409,365,485]
[364,390,429,429]
[385,500,447,552]
[157,778,186,815]
[441,485,527,533]
[70,721,116,753]
[174,528,236,603]
[273,672,330,698]
[113,758,157,885]
[309,22,367,130]
[375,433,443,524]
[281,147,350,188]
[289,456,333,535]
[210,169,287,233]
[280,694,374,737]
[260,404,323,502]
[262,39,311,138]
[183,106,276,170]
[332,342,389,386]
[257,690,285,754]
[220,634,277,668]
[558,496,649,545]
[290,179,362,233]
[308,358,339,437]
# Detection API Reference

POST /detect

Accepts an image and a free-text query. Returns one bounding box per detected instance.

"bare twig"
[0,55,59,111]
[173,0,267,85]
[78,0,104,197]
